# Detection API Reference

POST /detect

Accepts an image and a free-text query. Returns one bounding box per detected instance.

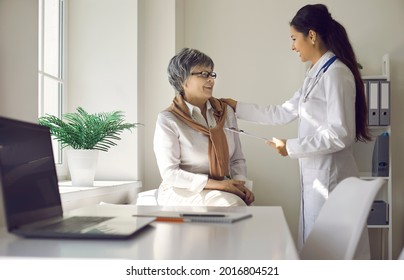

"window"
[38,0,66,169]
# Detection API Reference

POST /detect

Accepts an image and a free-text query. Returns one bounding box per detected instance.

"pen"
[155,217,190,223]
[225,127,269,141]
[133,214,187,223]
[180,213,226,217]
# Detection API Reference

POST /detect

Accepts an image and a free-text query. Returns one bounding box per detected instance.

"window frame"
[38,0,68,179]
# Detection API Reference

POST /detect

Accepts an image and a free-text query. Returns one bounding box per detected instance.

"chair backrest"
[399,246,404,260]
[300,177,385,260]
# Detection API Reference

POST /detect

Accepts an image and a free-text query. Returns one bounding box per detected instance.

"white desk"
[0,181,141,229]
[0,205,299,260]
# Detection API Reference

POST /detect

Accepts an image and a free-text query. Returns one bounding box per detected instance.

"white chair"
[399,246,404,260]
[300,177,385,260]
[135,189,159,206]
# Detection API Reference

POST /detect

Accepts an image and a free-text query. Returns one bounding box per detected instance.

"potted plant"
[39,107,142,186]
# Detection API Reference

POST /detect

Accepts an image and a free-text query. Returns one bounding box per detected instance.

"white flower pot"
[66,149,99,187]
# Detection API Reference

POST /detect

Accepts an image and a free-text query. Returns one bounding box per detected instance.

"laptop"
[0,116,155,239]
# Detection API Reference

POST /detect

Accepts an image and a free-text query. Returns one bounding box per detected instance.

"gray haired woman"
[153,48,254,206]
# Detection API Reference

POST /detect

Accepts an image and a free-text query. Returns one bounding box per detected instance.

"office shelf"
[353,54,392,259]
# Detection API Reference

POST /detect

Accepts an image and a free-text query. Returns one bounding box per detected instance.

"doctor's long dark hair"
[290,4,371,142]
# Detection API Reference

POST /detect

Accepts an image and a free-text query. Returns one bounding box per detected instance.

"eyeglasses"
[190,71,217,79]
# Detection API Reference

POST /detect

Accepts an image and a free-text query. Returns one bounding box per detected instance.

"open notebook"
[134,211,252,223]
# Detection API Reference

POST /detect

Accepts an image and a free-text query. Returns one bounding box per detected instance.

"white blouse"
[153,99,247,193]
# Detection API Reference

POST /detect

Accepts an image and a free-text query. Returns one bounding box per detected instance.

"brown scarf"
[167,95,229,180]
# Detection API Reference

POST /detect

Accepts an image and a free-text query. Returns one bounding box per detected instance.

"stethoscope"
[303,55,337,102]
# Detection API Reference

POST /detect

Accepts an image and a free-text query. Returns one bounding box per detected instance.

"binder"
[372,132,389,177]
[363,80,369,106]
[367,200,389,225]
[363,80,369,112]
[368,81,380,125]
[379,81,390,125]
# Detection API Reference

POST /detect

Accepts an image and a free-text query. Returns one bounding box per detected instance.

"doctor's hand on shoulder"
[267,137,288,157]
[220,98,237,111]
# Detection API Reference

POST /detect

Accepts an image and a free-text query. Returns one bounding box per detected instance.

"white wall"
[139,0,184,189]
[0,0,38,122]
[0,0,38,227]
[68,0,140,181]
[141,0,404,258]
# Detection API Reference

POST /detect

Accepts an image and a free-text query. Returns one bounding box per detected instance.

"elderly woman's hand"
[242,186,255,205]
[206,179,255,205]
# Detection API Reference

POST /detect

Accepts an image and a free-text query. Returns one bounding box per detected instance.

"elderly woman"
[153,48,254,206]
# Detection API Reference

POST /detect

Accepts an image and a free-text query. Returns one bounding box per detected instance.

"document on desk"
[133,211,252,223]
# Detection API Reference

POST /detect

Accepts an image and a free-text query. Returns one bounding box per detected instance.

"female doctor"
[226,4,371,250]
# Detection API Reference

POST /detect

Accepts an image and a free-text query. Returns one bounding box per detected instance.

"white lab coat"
[236,51,359,249]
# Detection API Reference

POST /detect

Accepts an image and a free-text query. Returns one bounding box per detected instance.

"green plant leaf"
[38,107,142,151]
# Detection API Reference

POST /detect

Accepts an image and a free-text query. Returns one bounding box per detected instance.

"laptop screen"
[0,116,62,229]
